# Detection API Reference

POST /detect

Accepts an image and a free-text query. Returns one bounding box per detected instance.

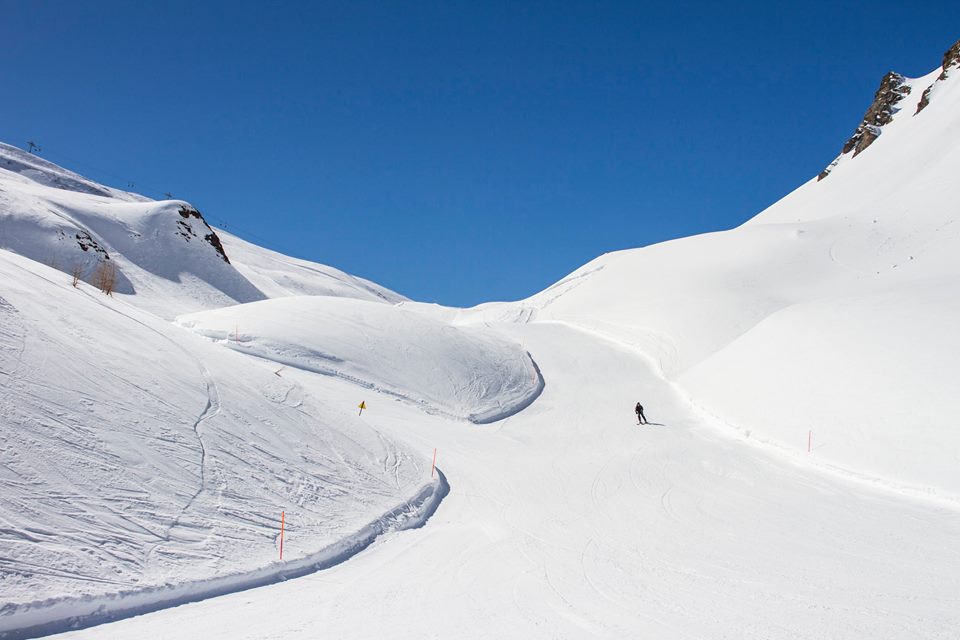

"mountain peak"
[818,71,911,181]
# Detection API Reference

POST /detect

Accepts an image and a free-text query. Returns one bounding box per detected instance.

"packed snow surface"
[46,323,960,640]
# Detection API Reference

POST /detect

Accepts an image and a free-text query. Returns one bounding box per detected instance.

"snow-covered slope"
[0,143,149,203]
[0,146,436,636]
[216,230,405,303]
[47,321,960,640]
[177,296,542,424]
[0,146,261,318]
[0,247,443,637]
[522,49,960,500]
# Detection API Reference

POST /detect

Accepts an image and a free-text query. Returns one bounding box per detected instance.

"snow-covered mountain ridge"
[518,38,960,502]
[819,39,960,179]
[0,142,402,319]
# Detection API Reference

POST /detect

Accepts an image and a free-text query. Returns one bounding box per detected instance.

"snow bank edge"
[0,473,450,640]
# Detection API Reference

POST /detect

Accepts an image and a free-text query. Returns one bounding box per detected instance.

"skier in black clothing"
[635,402,647,425]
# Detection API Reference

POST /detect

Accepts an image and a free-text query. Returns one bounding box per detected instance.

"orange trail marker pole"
[279,511,285,560]
[431,448,437,479]
[234,324,239,344]
[808,430,812,453]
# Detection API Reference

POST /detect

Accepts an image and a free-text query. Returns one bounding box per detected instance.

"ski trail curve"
[166,366,220,539]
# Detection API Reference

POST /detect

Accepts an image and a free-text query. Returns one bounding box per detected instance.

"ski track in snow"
[160,366,217,546]
[68,285,221,546]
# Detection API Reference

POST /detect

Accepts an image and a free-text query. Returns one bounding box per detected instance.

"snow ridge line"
[0,472,450,639]
[183,329,545,425]
[470,351,545,424]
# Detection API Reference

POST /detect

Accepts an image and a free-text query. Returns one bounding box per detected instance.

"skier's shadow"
[641,422,667,427]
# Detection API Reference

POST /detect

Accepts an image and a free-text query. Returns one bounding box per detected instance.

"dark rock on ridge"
[915,39,960,114]
[177,205,231,264]
[75,230,110,260]
[818,71,911,181]
[841,72,911,158]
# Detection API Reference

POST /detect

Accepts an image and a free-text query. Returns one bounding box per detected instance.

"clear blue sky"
[2,2,958,306]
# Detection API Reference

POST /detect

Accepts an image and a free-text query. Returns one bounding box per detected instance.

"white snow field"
[3,43,960,640]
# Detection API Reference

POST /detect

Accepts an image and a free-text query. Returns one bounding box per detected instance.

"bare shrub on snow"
[92,260,117,296]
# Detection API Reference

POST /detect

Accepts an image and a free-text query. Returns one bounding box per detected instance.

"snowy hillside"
[0,246,446,637]
[0,143,405,318]
[0,147,449,636]
[216,230,405,303]
[0,146,259,318]
[524,46,960,501]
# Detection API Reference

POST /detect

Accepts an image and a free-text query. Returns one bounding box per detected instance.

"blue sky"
[2,1,958,305]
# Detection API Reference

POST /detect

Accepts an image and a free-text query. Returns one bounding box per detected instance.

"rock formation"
[915,38,960,114]
[818,72,911,181]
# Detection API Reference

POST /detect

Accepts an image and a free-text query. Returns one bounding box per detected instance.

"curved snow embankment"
[675,284,960,507]
[176,296,543,424]
[0,473,449,640]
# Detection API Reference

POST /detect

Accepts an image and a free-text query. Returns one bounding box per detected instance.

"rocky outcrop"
[818,71,911,181]
[940,38,960,78]
[74,230,110,260]
[178,205,231,263]
[915,39,960,114]
[842,72,911,157]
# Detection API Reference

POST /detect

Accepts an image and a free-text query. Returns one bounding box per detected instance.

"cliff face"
[916,39,960,114]
[818,72,911,181]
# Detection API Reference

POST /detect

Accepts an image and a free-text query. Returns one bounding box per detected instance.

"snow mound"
[177,296,543,423]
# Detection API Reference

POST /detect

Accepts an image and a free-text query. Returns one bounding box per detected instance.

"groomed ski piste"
[2,41,960,639]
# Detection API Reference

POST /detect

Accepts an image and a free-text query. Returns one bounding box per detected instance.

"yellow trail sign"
[358,401,366,416]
